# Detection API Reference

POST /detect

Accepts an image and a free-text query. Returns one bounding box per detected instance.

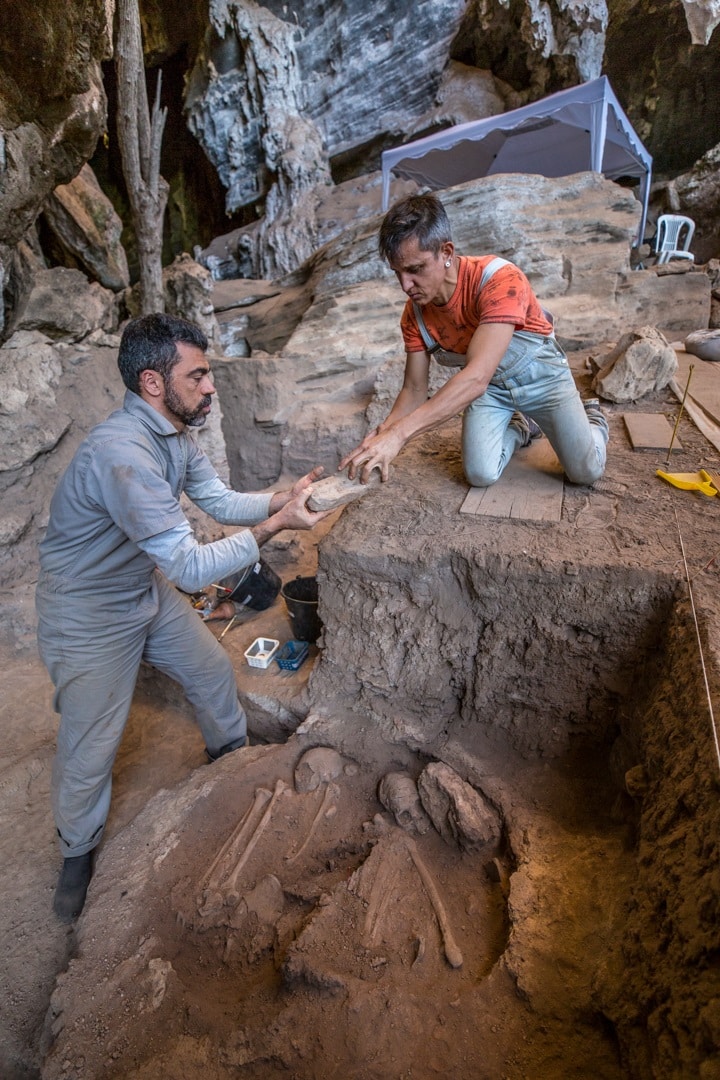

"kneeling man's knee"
[464,465,500,488]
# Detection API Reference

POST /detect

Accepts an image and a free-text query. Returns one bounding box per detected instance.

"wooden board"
[623,412,681,451]
[459,439,564,522]
[675,349,720,427]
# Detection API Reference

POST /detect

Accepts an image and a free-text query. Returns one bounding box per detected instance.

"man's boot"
[53,852,93,923]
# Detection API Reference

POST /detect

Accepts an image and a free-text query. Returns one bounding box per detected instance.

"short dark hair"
[117,314,208,393]
[378,193,453,263]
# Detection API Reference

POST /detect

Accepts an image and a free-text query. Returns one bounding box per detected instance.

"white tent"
[381,76,652,245]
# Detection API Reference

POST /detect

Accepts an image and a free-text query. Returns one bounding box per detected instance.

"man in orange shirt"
[341,193,608,487]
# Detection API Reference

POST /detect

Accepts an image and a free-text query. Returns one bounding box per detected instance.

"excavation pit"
[41,424,720,1079]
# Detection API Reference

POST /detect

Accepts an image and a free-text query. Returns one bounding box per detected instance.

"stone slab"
[623,413,680,451]
[459,439,564,522]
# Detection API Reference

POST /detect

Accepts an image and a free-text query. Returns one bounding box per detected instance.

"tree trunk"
[115,0,168,315]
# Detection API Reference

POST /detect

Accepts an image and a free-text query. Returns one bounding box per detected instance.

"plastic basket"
[275,640,310,671]
[244,637,280,668]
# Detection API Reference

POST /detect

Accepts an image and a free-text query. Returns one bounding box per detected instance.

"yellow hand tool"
[656,468,718,497]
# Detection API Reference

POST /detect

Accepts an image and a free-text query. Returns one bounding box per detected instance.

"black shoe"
[54,852,93,923]
[205,736,248,763]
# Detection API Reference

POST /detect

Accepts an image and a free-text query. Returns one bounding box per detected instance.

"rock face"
[42,164,129,291]
[7,267,118,343]
[453,0,608,93]
[187,0,467,216]
[0,3,111,333]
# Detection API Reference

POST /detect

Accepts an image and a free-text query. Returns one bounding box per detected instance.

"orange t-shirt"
[400,255,553,356]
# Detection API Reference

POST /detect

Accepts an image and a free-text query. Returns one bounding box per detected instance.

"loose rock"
[591,325,678,402]
[307,471,381,512]
[417,762,501,851]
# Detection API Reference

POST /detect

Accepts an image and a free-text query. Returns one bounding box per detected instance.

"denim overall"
[413,258,607,487]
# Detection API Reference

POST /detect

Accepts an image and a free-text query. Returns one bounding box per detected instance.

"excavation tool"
[663,363,694,469]
[656,469,718,497]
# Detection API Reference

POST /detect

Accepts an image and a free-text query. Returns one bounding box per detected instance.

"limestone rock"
[187,0,465,218]
[417,762,502,851]
[8,267,117,342]
[0,331,70,472]
[307,471,382,512]
[43,163,130,291]
[377,772,431,835]
[680,0,720,44]
[125,254,219,345]
[453,0,607,93]
[685,329,720,362]
[592,326,678,402]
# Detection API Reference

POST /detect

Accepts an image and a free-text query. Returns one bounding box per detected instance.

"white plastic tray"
[244,637,280,668]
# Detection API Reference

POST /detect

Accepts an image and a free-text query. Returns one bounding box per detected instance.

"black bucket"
[281,575,322,643]
[221,559,281,612]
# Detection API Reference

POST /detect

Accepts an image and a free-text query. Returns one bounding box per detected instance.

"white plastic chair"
[654,214,695,264]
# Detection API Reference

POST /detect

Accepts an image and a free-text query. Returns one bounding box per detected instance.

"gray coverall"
[36,391,273,859]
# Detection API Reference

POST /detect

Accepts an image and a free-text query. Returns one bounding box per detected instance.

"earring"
[445,259,451,268]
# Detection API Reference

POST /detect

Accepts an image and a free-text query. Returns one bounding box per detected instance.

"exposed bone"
[203,787,273,894]
[294,747,345,793]
[405,837,463,969]
[362,850,396,947]
[223,779,289,893]
[285,781,336,864]
[377,771,431,834]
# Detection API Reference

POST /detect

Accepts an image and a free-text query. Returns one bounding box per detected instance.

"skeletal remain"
[377,771,431,834]
[223,779,289,894]
[363,849,396,946]
[202,787,273,895]
[285,781,336,864]
[306,470,381,512]
[294,746,345,793]
[405,837,463,969]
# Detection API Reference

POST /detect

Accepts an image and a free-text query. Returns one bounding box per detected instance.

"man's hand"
[339,425,404,483]
[268,466,324,514]
[205,600,236,622]
[290,465,324,498]
[252,486,334,549]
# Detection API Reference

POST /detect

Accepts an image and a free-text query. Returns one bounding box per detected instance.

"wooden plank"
[459,439,564,522]
[675,349,720,427]
[669,379,720,456]
[623,412,681,451]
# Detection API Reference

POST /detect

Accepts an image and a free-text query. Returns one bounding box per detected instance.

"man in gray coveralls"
[36,313,332,923]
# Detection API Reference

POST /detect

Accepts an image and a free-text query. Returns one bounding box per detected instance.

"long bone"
[203,787,273,893]
[285,781,335,865]
[223,778,288,894]
[405,837,463,969]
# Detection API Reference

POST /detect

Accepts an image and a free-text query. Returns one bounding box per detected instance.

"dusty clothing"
[400,255,553,356]
[37,391,271,857]
[399,255,608,487]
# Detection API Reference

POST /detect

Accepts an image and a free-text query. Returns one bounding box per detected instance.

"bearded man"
[36,313,331,922]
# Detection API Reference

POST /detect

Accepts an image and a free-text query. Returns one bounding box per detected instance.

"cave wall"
[0,0,111,326]
[2,0,720,303]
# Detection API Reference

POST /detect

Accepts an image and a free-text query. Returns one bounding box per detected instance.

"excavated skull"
[294,747,345,793]
[377,771,431,834]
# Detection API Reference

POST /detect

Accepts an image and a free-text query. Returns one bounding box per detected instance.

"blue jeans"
[462,332,608,487]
